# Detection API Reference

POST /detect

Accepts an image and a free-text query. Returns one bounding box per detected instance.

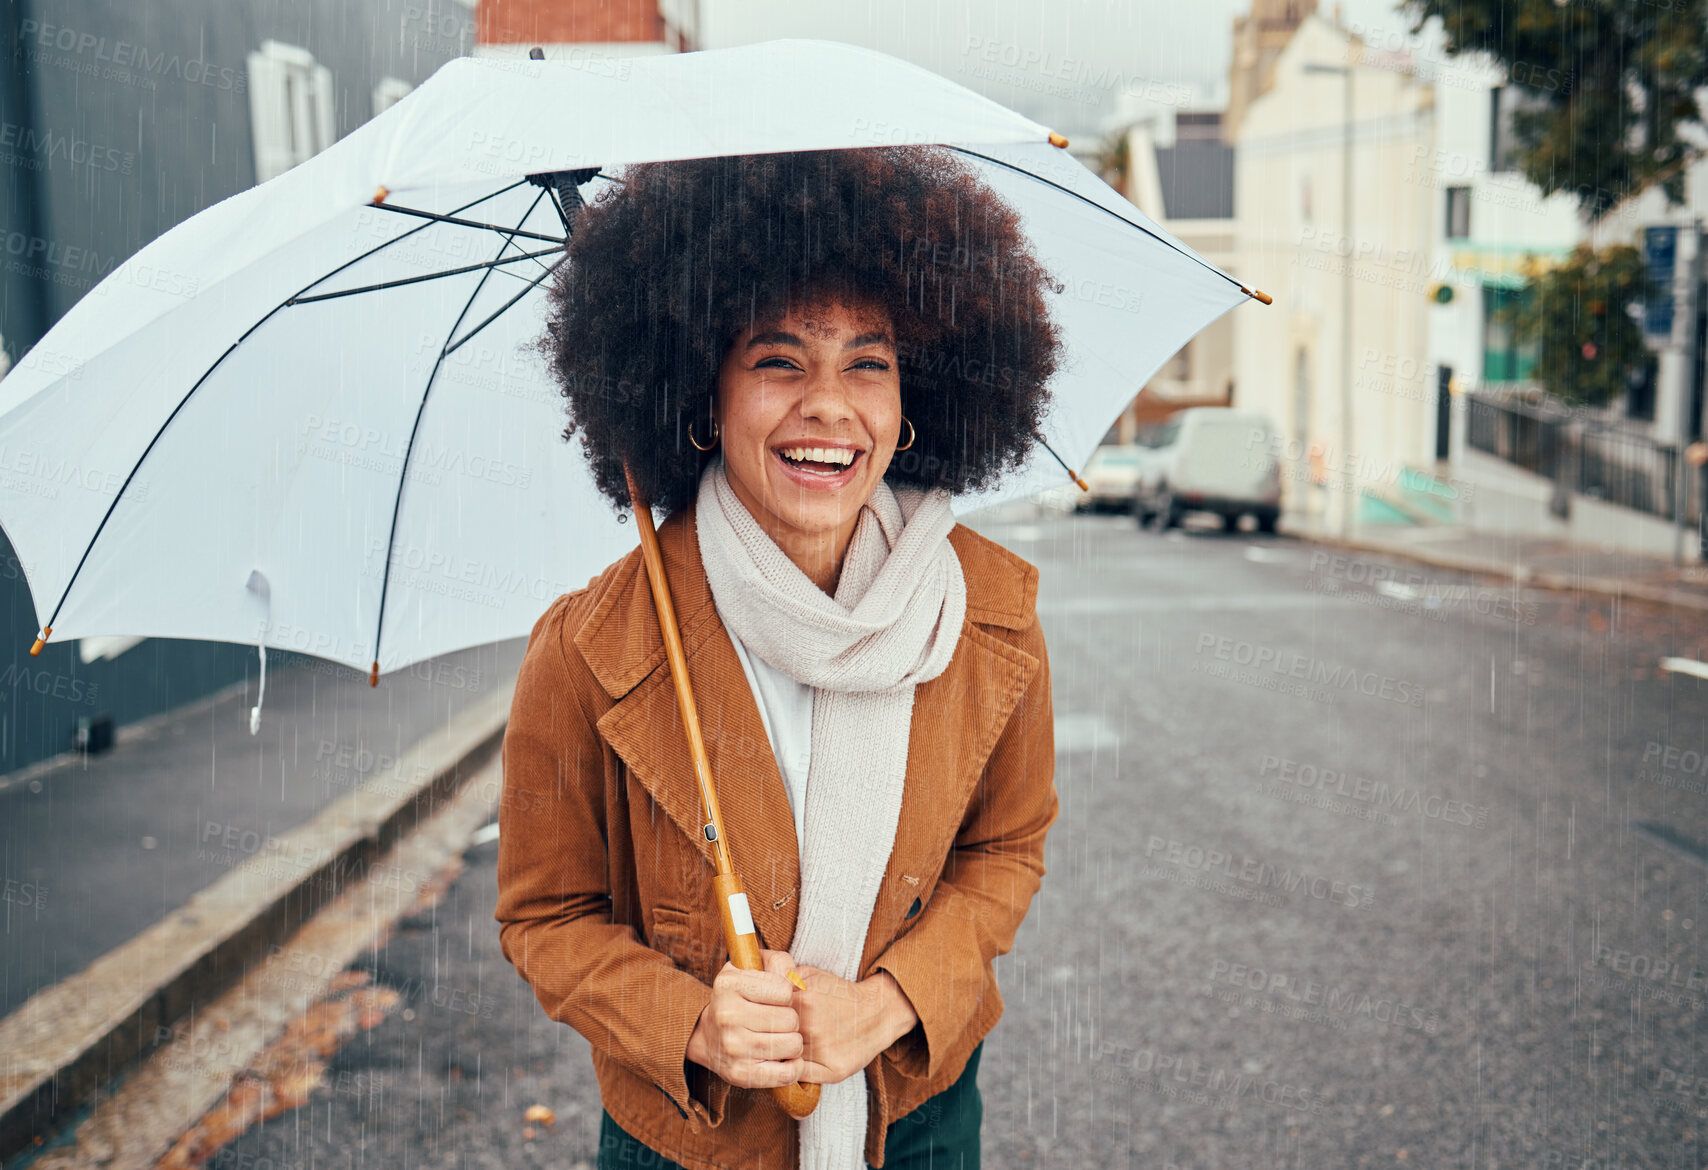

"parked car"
[1074,444,1147,513]
[1131,407,1282,532]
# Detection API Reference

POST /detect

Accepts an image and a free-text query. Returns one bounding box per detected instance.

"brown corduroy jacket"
[493,498,1057,1169]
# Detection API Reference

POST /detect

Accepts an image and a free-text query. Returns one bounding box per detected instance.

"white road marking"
[1243,546,1295,563]
[1375,580,1422,601]
[469,821,500,846]
[1660,657,1708,680]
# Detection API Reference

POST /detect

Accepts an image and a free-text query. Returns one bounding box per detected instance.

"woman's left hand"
[789,965,919,1085]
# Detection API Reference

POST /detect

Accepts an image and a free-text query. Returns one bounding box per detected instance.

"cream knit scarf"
[695,454,966,1170]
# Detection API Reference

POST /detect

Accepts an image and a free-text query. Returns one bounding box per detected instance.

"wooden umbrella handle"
[623,466,820,1121]
[715,872,822,1120]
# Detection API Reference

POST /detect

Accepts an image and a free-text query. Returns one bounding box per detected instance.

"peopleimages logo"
[1142,836,1375,909]
[0,120,133,174]
[18,19,246,93]
[1194,633,1426,707]
[1258,755,1488,829]
[1207,959,1439,1034]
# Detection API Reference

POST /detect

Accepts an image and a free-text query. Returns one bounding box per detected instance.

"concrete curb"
[0,674,516,1162]
[24,751,508,1170]
[1289,527,1708,614]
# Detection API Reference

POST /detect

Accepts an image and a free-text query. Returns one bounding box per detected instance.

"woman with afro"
[495,145,1063,1170]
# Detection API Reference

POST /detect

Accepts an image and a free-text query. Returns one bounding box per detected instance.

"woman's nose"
[797,365,855,423]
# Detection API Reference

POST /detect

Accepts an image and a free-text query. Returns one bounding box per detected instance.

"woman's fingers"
[744,1002,800,1034]
[794,1057,838,1086]
[742,1056,805,1088]
[716,962,795,1007]
[760,948,797,977]
[742,1027,804,1061]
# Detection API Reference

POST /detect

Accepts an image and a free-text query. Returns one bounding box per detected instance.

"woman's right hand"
[686,948,805,1088]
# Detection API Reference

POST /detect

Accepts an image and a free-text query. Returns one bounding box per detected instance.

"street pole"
[1339,63,1354,537]
[1305,57,1356,536]
[1676,216,1702,566]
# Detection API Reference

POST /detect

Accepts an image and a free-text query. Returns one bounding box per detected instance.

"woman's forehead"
[746,298,893,341]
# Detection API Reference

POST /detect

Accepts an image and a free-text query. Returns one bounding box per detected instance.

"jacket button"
[906,897,922,919]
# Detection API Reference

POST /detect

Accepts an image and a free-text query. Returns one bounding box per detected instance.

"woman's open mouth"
[772,444,863,489]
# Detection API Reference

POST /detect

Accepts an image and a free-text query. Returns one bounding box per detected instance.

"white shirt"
[724,626,813,849]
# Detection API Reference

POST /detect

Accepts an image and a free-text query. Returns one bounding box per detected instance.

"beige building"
[1225,0,1318,144]
[1232,13,1437,531]
[1118,111,1238,439]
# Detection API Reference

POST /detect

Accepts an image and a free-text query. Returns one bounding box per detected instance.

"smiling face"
[713,298,904,589]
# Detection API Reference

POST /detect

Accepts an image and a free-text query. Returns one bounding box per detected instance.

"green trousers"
[597,1042,983,1170]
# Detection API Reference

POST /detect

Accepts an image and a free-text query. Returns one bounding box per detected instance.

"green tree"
[1404,0,1708,220]
[1097,129,1131,196]
[1503,244,1655,407]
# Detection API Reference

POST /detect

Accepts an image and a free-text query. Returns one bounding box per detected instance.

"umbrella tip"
[1244,286,1274,306]
[369,660,379,686]
[29,626,49,655]
[529,46,545,60]
[1048,132,1069,149]
[372,185,389,205]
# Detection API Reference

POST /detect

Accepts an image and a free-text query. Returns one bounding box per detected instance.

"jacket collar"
[570,497,1038,952]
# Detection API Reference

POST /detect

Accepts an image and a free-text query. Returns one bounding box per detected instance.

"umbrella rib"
[36,179,535,640]
[944,145,1251,297]
[367,203,566,246]
[442,256,567,358]
[368,187,554,680]
[287,246,564,304]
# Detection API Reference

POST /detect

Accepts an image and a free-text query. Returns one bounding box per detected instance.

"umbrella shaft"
[622,467,735,875]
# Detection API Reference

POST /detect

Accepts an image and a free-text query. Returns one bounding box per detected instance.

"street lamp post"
[1305,59,1354,536]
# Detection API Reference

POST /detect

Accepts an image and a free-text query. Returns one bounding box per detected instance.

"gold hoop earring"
[689,417,720,452]
[896,415,916,451]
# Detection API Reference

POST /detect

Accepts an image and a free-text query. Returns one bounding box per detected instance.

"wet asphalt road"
[181,509,1708,1169]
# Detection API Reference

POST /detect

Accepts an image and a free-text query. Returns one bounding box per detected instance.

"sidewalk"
[1281,512,1708,613]
[0,638,526,1022]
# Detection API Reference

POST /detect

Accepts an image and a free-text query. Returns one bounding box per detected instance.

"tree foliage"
[1505,244,1654,407]
[1097,129,1130,195]
[1404,0,1708,220]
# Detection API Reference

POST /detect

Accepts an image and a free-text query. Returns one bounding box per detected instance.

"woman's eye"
[754,356,800,370]
[851,358,891,371]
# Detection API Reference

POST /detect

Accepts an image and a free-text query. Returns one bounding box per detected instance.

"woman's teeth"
[778,447,857,474]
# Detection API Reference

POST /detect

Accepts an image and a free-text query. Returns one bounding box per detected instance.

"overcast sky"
[704,0,1423,140]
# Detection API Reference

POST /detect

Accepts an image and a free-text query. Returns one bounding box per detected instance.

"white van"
[1130,407,1282,532]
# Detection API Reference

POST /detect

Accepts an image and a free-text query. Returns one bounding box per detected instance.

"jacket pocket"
[651,903,719,980]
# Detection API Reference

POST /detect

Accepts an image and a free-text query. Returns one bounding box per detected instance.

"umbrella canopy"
[0,39,1258,686]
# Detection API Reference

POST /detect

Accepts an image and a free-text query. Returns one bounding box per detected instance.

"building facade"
[1232,14,1438,530]
[0,0,472,773]
[1120,109,1238,438]
[473,0,698,59]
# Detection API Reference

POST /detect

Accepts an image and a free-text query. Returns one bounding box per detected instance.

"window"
[247,40,335,184]
[1445,186,1471,239]
[1625,354,1658,421]
[373,76,413,117]
[1489,85,1548,174]
[1482,286,1539,382]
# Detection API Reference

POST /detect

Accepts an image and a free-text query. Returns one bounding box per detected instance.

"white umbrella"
[0,39,1265,718]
